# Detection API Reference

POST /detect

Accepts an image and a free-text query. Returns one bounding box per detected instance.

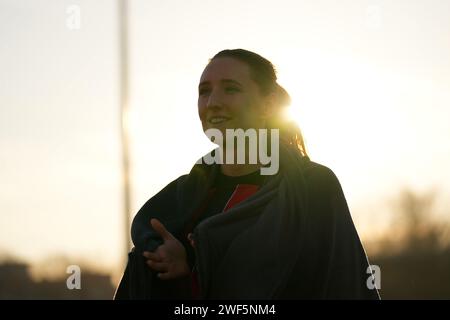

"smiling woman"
[197,50,307,177]
[114,48,380,300]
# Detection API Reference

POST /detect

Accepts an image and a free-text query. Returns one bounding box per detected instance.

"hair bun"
[275,83,291,108]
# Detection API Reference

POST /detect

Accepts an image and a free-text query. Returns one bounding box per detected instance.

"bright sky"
[1,0,449,276]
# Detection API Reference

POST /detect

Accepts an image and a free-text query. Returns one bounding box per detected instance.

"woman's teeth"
[209,117,228,124]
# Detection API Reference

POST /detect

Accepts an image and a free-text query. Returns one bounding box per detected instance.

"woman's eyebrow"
[198,79,243,88]
[198,81,208,88]
[221,79,243,87]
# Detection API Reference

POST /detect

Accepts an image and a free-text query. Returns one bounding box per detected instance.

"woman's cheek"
[198,102,206,122]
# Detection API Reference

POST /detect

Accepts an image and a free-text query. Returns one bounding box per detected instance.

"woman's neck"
[220,163,262,177]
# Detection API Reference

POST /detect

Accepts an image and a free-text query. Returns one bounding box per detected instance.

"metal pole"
[118,0,132,268]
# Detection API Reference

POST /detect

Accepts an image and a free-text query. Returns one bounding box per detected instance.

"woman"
[114,49,380,300]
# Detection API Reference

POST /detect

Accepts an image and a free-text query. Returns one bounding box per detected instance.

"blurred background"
[1,0,449,299]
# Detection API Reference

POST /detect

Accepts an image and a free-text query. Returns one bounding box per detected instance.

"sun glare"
[278,49,399,164]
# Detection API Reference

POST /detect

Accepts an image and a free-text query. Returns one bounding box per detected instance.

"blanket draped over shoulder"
[114,144,380,300]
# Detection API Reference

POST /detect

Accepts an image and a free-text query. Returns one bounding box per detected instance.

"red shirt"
[185,169,266,299]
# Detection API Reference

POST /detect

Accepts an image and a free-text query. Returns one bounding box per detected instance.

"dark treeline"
[0,260,115,299]
[0,188,449,299]
[368,189,450,299]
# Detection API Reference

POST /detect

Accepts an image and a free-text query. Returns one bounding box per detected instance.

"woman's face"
[198,57,272,137]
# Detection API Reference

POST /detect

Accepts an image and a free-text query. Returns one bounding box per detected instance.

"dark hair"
[210,49,308,157]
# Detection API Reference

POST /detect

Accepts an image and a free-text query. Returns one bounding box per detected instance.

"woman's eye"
[225,87,239,93]
[199,88,210,96]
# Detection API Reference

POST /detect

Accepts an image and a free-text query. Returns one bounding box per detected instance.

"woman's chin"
[204,125,231,135]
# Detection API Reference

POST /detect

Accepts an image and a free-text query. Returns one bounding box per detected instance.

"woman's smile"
[208,116,231,125]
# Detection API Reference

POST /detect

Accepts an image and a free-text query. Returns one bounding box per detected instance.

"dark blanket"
[114,144,380,300]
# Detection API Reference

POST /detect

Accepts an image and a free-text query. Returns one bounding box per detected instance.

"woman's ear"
[260,91,277,121]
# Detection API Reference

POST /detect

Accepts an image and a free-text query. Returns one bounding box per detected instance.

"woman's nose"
[206,90,223,109]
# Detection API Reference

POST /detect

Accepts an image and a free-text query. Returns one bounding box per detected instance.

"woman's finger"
[146,260,168,272]
[157,271,173,280]
[143,251,161,261]
[150,218,173,241]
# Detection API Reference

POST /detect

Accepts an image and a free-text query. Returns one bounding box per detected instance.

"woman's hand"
[142,218,190,280]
